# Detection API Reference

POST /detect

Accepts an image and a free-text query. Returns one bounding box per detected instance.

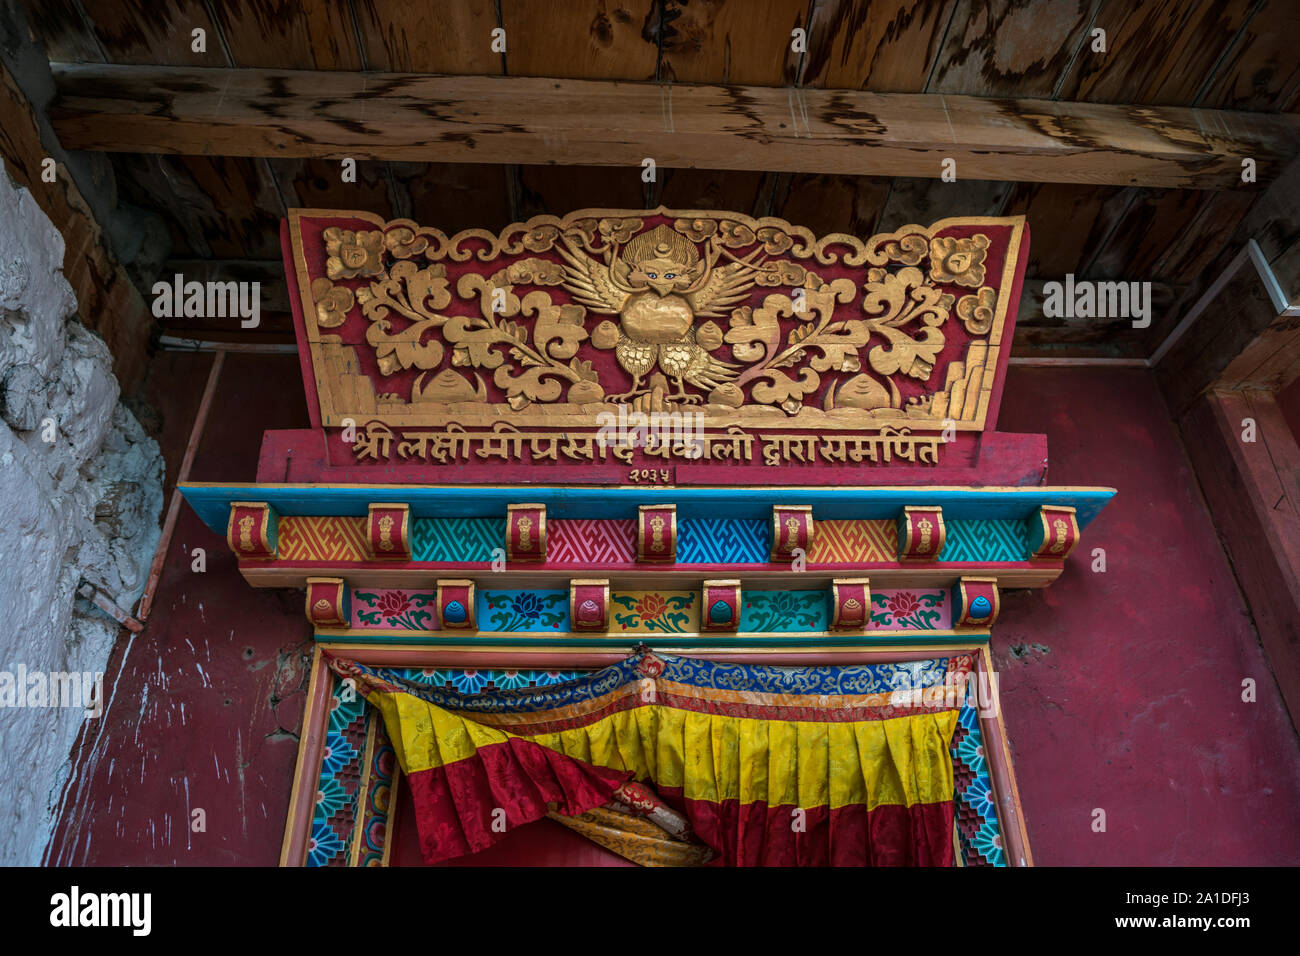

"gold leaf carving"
[591,320,620,350]
[324,228,385,279]
[292,207,1022,431]
[956,286,998,335]
[724,304,780,363]
[751,368,821,416]
[310,278,354,329]
[696,320,723,352]
[824,373,891,411]
[384,226,429,259]
[929,235,990,288]
[863,266,951,384]
[414,369,487,403]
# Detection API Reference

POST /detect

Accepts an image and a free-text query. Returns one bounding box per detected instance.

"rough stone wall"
[0,159,162,864]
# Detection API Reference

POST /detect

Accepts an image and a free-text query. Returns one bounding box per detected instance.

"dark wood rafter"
[47,65,1300,189]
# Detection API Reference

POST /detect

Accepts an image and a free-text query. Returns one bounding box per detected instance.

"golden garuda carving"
[286,207,1025,439]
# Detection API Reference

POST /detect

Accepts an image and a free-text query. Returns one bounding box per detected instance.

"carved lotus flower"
[324,228,385,279]
[929,234,990,288]
[310,278,354,328]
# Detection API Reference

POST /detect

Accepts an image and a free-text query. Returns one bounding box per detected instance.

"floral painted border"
[355,589,436,630]
[870,589,947,629]
[344,587,951,633]
[741,590,827,631]
[611,592,696,633]
[482,590,567,631]
[954,701,1006,866]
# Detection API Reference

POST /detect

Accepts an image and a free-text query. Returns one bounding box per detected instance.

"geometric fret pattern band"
[267,516,1034,566]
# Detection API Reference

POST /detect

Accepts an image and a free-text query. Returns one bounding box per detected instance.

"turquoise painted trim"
[939,518,1030,562]
[679,518,768,563]
[413,517,502,562]
[314,631,991,647]
[180,483,1115,534]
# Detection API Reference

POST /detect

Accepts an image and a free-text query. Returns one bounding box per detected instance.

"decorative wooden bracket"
[637,505,677,563]
[227,501,278,558]
[507,504,547,562]
[831,578,872,630]
[702,579,742,632]
[954,577,1000,627]
[569,579,610,632]
[770,505,814,562]
[1030,505,1080,559]
[436,579,475,630]
[899,506,946,561]
[366,502,410,560]
[305,577,349,627]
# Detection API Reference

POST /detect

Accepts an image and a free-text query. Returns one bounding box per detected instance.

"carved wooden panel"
[285,207,1028,479]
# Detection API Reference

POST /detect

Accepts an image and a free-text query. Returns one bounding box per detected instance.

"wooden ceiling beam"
[48,64,1300,190]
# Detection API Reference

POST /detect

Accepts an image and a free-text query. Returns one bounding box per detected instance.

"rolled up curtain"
[327,650,971,866]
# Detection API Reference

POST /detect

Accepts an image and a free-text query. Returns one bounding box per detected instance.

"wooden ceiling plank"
[388,161,514,235]
[75,0,230,66]
[108,153,212,258]
[1056,0,1258,106]
[500,0,659,80]
[267,157,395,219]
[205,0,365,70]
[1082,188,1211,280]
[1001,181,1134,275]
[773,172,892,237]
[651,168,771,217]
[516,164,646,221]
[48,64,1300,189]
[24,0,106,62]
[875,176,1014,232]
[1196,1,1300,112]
[658,0,808,86]
[927,0,1099,98]
[153,154,285,260]
[352,0,503,74]
[802,0,955,91]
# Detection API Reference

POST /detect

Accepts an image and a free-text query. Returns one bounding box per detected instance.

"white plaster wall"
[0,160,162,865]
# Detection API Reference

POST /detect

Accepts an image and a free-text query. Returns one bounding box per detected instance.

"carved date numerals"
[628,468,672,484]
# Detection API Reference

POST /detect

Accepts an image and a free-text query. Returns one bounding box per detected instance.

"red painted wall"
[45,358,1300,865]
[995,367,1300,864]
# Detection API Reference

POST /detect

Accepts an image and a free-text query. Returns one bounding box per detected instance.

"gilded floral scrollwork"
[862,266,953,382]
[357,260,453,374]
[297,210,1017,427]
